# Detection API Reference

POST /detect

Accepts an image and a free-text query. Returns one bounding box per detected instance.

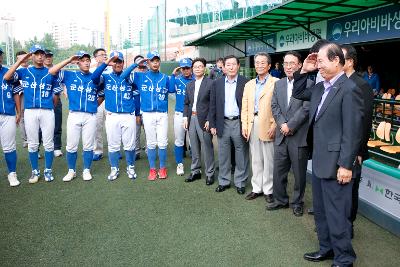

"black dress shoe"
[236,187,245,194]
[293,206,304,217]
[304,250,334,262]
[206,175,214,186]
[245,192,263,200]
[266,201,289,211]
[264,194,274,203]
[185,173,201,183]
[215,184,230,192]
[307,207,314,215]
[331,264,353,267]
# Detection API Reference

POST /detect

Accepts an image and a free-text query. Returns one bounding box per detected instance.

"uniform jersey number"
[123,92,131,99]
[87,95,95,101]
[41,91,50,98]
[6,92,11,98]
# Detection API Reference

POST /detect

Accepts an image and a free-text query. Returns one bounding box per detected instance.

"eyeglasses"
[192,65,204,69]
[283,62,297,67]
[255,61,268,66]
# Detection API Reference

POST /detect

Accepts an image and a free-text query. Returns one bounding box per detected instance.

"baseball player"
[121,51,174,180]
[0,48,22,186]
[90,48,112,161]
[48,51,104,182]
[4,44,62,183]
[91,51,140,181]
[170,58,194,176]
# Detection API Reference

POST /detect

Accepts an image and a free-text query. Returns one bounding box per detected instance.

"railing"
[369,98,400,168]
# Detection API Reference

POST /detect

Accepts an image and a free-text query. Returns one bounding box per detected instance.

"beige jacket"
[241,76,279,141]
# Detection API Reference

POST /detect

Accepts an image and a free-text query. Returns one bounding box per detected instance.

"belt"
[192,111,197,115]
[254,112,258,116]
[224,116,239,120]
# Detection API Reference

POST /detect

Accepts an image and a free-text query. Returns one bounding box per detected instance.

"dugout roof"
[185,0,395,47]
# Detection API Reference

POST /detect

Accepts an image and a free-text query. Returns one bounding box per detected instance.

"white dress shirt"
[192,76,204,112]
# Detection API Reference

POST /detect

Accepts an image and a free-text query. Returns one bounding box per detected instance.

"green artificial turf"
[0,98,399,266]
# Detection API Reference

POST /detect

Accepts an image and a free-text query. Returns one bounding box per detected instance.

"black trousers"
[312,173,356,266]
[350,163,362,223]
[54,100,62,150]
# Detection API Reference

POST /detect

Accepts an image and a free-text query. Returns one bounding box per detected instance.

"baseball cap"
[179,58,192,68]
[147,50,160,61]
[0,47,3,54]
[44,49,53,56]
[76,50,91,59]
[110,51,124,61]
[30,44,45,54]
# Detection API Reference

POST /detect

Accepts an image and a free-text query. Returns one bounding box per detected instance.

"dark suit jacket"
[183,77,213,129]
[349,72,374,161]
[292,71,364,179]
[271,78,311,147]
[209,75,249,137]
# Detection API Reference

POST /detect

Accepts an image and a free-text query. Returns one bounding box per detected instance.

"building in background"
[0,14,15,65]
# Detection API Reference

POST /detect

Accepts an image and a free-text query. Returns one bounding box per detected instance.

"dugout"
[185,0,400,236]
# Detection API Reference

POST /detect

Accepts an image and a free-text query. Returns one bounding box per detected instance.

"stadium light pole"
[164,0,167,61]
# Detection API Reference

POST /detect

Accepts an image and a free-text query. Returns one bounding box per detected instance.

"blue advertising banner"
[327,5,400,44]
[246,34,275,56]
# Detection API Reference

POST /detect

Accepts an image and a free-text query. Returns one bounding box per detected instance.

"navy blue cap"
[30,44,45,54]
[179,58,192,68]
[44,49,53,56]
[76,50,91,59]
[147,50,160,61]
[110,51,124,61]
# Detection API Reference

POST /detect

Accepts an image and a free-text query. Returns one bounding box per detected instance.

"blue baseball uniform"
[121,63,175,171]
[1,66,22,177]
[10,66,62,177]
[92,62,139,179]
[57,70,104,176]
[169,74,194,166]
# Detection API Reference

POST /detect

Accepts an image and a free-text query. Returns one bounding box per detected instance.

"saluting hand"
[300,53,318,74]
[172,67,181,76]
[69,55,81,64]
[17,53,32,64]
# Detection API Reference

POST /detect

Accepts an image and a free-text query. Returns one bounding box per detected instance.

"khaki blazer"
[241,76,279,141]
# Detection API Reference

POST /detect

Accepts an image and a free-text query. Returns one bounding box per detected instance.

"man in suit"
[209,55,249,194]
[183,58,215,185]
[292,42,363,267]
[268,51,310,216]
[241,52,278,203]
[341,44,374,238]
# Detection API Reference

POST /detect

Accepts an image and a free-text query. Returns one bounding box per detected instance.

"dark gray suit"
[271,78,310,207]
[349,72,374,224]
[183,77,215,177]
[292,71,363,266]
[209,75,250,188]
